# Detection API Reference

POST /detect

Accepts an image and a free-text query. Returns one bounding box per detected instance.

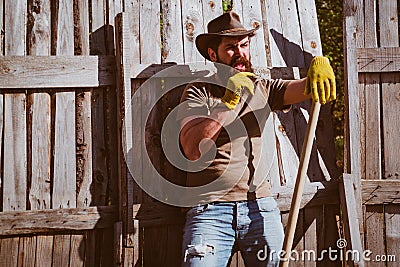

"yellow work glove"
[305,56,336,104]
[221,72,255,110]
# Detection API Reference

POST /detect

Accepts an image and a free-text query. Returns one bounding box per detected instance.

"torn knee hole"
[184,244,215,261]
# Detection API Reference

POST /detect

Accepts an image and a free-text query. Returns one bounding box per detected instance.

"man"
[177,11,335,266]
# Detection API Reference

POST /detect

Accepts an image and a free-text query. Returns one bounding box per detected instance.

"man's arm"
[179,107,231,161]
[283,78,310,105]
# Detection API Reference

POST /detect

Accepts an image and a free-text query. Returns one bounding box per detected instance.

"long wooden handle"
[280,102,321,267]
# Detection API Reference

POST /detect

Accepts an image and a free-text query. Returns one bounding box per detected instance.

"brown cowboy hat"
[196,11,260,61]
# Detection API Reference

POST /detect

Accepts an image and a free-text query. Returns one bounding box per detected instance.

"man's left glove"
[221,72,255,110]
[305,56,336,104]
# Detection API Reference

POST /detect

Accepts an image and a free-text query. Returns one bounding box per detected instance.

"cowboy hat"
[196,11,260,61]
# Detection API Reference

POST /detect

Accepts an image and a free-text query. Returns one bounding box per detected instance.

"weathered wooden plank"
[27,1,53,263]
[3,0,27,213]
[27,0,52,211]
[28,0,51,55]
[379,0,400,179]
[365,205,385,267]
[0,55,116,88]
[114,222,123,266]
[263,0,286,66]
[52,0,76,210]
[181,0,205,63]
[162,0,184,63]
[90,0,107,55]
[240,0,267,68]
[70,234,85,267]
[304,207,320,267]
[21,236,36,267]
[52,234,71,266]
[279,0,305,67]
[28,93,51,210]
[0,206,117,235]
[123,0,140,63]
[115,12,136,247]
[362,179,400,204]
[75,0,93,210]
[385,205,400,267]
[364,74,381,179]
[362,0,381,181]
[35,235,53,266]
[339,174,364,266]
[297,0,323,62]
[3,95,26,211]
[123,247,135,267]
[140,0,161,64]
[344,15,362,175]
[357,48,400,72]
[0,238,19,266]
[0,0,3,55]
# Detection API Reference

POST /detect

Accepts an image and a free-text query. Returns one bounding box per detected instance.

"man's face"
[210,36,252,72]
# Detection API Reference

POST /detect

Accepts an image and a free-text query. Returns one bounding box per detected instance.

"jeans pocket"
[257,197,278,212]
[186,203,210,218]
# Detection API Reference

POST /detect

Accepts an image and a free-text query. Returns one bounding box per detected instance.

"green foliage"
[315,0,344,170]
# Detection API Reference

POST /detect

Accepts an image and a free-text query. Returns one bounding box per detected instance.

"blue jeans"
[182,196,284,267]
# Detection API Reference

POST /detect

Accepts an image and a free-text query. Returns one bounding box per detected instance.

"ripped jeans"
[182,196,284,267]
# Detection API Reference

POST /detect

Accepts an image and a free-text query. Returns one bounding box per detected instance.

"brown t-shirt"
[177,75,290,203]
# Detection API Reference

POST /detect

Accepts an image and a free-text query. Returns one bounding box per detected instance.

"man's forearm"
[283,78,311,105]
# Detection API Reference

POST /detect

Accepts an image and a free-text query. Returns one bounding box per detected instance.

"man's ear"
[208,48,217,62]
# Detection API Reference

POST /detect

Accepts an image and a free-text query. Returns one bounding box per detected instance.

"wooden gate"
[0,0,120,266]
[343,0,400,266]
[115,1,341,266]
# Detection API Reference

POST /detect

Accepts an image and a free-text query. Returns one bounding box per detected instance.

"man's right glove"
[221,72,255,110]
[305,56,336,104]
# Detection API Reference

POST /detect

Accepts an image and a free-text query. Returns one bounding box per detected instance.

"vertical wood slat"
[75,0,93,209]
[3,0,27,212]
[379,0,400,179]
[240,0,267,68]
[162,0,184,63]
[124,0,141,64]
[365,205,385,267]
[296,0,323,63]
[53,0,76,209]
[115,12,136,254]
[279,0,305,67]
[140,0,161,64]
[26,1,54,265]
[35,235,53,266]
[52,235,71,266]
[3,1,27,265]
[0,0,3,55]
[263,0,286,66]
[379,1,400,264]
[363,0,381,180]
[28,0,52,211]
[181,0,205,63]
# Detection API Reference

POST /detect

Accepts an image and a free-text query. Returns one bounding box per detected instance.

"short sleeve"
[176,83,211,124]
[259,78,290,111]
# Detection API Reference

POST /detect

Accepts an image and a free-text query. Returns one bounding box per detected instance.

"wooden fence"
[0,0,120,266]
[0,0,342,266]
[343,0,400,266]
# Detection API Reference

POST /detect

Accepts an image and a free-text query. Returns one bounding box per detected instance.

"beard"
[229,56,253,72]
[214,55,253,84]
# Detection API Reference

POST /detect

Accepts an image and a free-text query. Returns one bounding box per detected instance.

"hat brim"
[195,26,260,61]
